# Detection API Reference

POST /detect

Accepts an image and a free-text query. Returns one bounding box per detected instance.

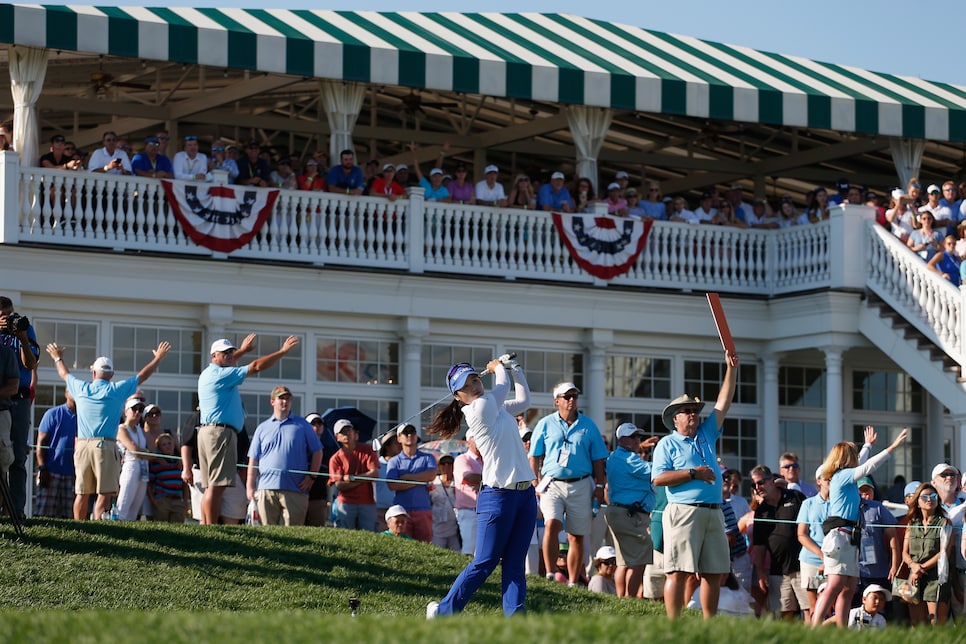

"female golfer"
[425,358,535,618]
[810,426,908,627]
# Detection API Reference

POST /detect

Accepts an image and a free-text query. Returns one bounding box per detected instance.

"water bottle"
[592,498,600,518]
[109,502,119,521]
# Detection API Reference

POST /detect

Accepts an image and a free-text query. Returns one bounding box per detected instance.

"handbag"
[892,563,919,604]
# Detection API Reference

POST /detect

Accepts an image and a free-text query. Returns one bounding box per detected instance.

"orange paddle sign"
[706,293,736,356]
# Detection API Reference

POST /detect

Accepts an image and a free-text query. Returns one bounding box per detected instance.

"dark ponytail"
[426,399,463,439]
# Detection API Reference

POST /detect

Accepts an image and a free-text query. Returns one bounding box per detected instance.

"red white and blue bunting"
[552,213,652,280]
[161,180,279,253]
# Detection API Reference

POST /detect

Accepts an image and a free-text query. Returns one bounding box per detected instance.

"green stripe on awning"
[99,7,139,58]
[45,6,77,52]
[148,8,198,64]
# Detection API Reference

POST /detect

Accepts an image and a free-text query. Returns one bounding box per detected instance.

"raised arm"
[247,336,299,374]
[853,427,909,480]
[714,351,738,428]
[136,341,172,384]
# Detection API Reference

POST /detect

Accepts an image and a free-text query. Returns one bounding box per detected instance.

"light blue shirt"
[37,403,78,475]
[198,363,249,430]
[796,494,829,566]
[65,374,138,440]
[651,411,723,504]
[529,411,608,479]
[828,468,861,522]
[641,201,667,220]
[605,445,654,510]
[386,450,437,511]
[537,183,575,210]
[249,414,323,493]
[419,177,450,201]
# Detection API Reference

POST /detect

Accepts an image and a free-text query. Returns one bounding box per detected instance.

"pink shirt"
[453,451,483,509]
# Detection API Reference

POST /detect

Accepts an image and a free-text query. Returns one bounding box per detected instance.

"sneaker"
[426,601,439,619]
[546,573,555,581]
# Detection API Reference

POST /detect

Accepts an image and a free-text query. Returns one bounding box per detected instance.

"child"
[847,584,889,629]
[148,432,186,523]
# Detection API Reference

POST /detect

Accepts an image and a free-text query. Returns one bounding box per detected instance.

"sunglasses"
[158,135,170,140]
[146,411,161,417]
[938,471,958,478]
[52,137,65,143]
[601,558,617,566]
[780,463,800,470]
[920,492,939,502]
[131,406,145,413]
[677,407,699,415]
[400,428,417,436]
[753,479,768,488]
[558,393,578,401]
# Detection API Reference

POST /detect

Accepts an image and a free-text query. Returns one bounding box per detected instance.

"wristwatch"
[688,468,697,480]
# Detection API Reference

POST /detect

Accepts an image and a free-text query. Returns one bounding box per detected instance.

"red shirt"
[298,174,326,192]
[371,177,406,196]
[328,444,378,504]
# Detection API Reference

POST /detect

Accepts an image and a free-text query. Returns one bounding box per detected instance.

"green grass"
[0,519,958,642]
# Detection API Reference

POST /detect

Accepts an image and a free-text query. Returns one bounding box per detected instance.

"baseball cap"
[395,163,408,171]
[484,164,499,174]
[862,583,892,601]
[594,545,617,560]
[931,463,958,480]
[91,356,114,373]
[430,168,443,176]
[551,171,565,180]
[625,188,638,197]
[382,163,395,172]
[927,184,941,194]
[247,139,260,148]
[334,419,355,434]
[125,396,144,410]
[209,339,235,354]
[903,481,921,496]
[615,171,629,180]
[144,136,160,146]
[552,382,580,398]
[836,178,850,191]
[615,422,644,439]
[385,504,409,521]
[395,423,417,437]
[305,413,322,424]
[446,363,477,394]
[270,386,292,400]
[607,182,620,191]
[856,476,874,489]
[143,404,161,415]
[519,427,532,441]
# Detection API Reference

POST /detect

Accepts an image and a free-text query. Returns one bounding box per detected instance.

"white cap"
[305,413,322,424]
[484,164,499,174]
[615,171,629,180]
[607,182,621,191]
[927,184,941,194]
[932,463,958,480]
[91,356,114,373]
[615,422,644,439]
[124,396,144,410]
[862,583,892,601]
[594,545,616,560]
[209,339,235,354]
[385,504,409,521]
[430,168,443,176]
[382,163,394,172]
[334,419,355,434]
[551,171,565,180]
[891,188,907,200]
[394,163,408,171]
[552,382,580,398]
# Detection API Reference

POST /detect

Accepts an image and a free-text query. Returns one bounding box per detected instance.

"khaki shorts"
[799,561,823,589]
[642,549,666,599]
[603,504,653,567]
[539,476,593,536]
[767,572,808,613]
[190,467,248,521]
[198,424,238,488]
[662,503,730,575]
[257,489,309,526]
[74,438,121,495]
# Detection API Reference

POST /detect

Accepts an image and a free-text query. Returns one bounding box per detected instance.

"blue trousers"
[438,485,537,616]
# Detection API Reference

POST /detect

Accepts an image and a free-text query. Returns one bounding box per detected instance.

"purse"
[892,563,919,604]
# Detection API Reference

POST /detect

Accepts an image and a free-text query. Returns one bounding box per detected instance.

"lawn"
[0,519,956,642]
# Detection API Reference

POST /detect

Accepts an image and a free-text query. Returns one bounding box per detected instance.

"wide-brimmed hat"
[661,394,705,430]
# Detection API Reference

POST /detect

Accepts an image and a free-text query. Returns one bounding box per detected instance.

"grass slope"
[0,519,956,643]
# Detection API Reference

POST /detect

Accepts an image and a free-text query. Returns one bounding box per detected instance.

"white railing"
[3,159,856,296]
[865,222,962,363]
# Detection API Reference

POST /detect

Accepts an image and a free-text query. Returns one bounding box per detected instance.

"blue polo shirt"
[529,412,608,479]
[249,413,323,493]
[796,494,829,566]
[828,468,861,522]
[37,403,78,476]
[198,363,249,431]
[386,449,436,511]
[327,165,365,192]
[537,183,575,210]
[131,153,174,176]
[651,411,722,504]
[606,445,654,510]
[65,374,138,440]
[418,177,450,201]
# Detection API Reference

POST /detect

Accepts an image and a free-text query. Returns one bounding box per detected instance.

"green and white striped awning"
[3,5,966,141]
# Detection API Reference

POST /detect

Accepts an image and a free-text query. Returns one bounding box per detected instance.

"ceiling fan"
[90,69,151,96]
[399,89,458,115]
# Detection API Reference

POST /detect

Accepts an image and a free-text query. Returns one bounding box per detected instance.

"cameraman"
[0,296,39,519]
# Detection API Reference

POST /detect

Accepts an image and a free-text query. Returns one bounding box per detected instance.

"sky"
[85,0,966,87]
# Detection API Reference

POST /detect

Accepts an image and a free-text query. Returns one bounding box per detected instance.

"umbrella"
[321,406,377,442]
[421,439,468,460]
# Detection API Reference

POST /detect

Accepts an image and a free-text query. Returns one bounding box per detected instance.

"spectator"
[907,177,923,207]
[235,141,272,187]
[269,158,298,190]
[374,427,403,532]
[908,210,942,260]
[453,432,482,556]
[845,185,864,206]
[604,422,658,598]
[39,134,82,170]
[722,468,752,592]
[855,476,899,609]
[713,201,747,228]
[303,412,336,527]
[131,136,174,179]
[45,342,170,520]
[669,196,698,224]
[778,195,809,228]
[529,381,607,587]
[154,130,170,157]
[651,349,738,621]
[691,191,717,223]
[448,163,475,204]
[297,159,326,192]
[901,482,953,626]
[886,189,916,242]
[847,584,889,629]
[587,545,618,594]
[614,170,630,197]
[0,124,12,151]
[197,334,299,525]
[828,178,850,206]
[571,177,595,213]
[475,165,507,207]
[363,158,380,193]
[394,163,415,188]
[0,298,38,520]
[640,182,667,220]
[780,452,817,497]
[429,454,460,551]
[370,163,406,200]
[625,188,648,219]
[745,199,779,229]
[603,182,628,216]
[940,181,961,233]
[208,141,239,183]
[172,135,208,181]
[328,418,379,531]
[386,423,436,542]
[148,431,186,523]
[115,395,151,520]
[246,385,323,526]
[87,130,132,175]
[725,184,753,222]
[33,390,77,519]
[382,504,414,538]
[931,462,966,611]
[507,174,536,210]
[926,235,961,285]
[806,187,830,222]
[796,467,830,622]
[538,172,575,212]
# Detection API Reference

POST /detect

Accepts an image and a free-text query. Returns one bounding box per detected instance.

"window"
[779,420,826,480]
[779,366,825,407]
[605,355,671,399]
[604,410,663,448]
[513,349,583,395]
[136,387,199,438]
[34,319,97,371]
[241,392,304,435]
[684,359,757,404]
[315,337,397,384]
[226,332,302,381]
[421,344,495,387]
[852,371,923,412]
[113,325,202,375]
[717,417,758,497]
[32,383,68,429]
[851,424,923,483]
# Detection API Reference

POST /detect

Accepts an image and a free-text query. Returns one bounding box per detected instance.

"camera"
[2,312,28,334]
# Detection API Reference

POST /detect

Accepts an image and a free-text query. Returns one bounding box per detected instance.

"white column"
[0,150,21,244]
[927,393,946,469]
[762,354,780,468]
[584,328,613,436]
[823,347,844,449]
[399,317,429,432]
[406,186,425,274]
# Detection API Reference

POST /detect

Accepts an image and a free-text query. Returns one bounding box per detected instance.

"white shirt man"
[88,131,132,175]
[173,136,210,181]
[474,165,507,206]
